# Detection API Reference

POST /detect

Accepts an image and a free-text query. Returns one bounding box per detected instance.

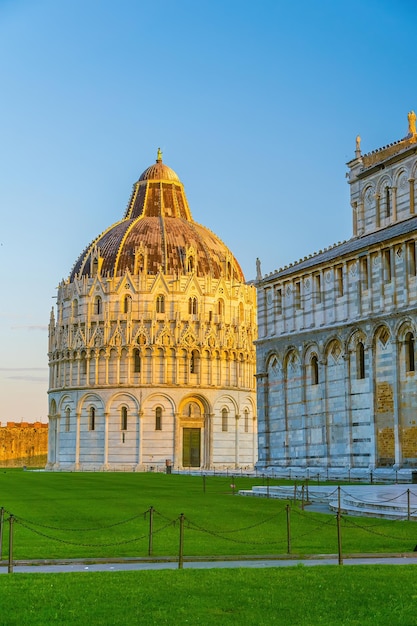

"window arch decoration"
[187,256,195,273]
[406,331,415,373]
[89,406,96,431]
[121,406,128,431]
[356,341,366,379]
[310,355,319,385]
[94,296,102,315]
[221,408,228,432]
[156,294,165,314]
[65,407,70,432]
[155,406,162,430]
[133,348,141,373]
[188,296,198,315]
[190,350,199,374]
[124,295,132,314]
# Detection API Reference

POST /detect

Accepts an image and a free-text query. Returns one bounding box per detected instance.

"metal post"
[0,507,4,560]
[338,485,341,514]
[408,489,411,522]
[301,484,305,510]
[178,513,184,569]
[286,504,291,554]
[203,474,206,494]
[293,481,297,505]
[8,515,14,574]
[337,510,343,565]
[267,476,270,499]
[148,506,154,556]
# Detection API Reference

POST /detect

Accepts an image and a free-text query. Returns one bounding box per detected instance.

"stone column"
[393,338,401,466]
[366,343,376,469]
[343,351,353,468]
[391,186,397,222]
[235,414,240,469]
[174,411,181,469]
[409,178,415,214]
[301,362,308,467]
[47,416,56,467]
[352,202,358,236]
[136,409,143,470]
[105,353,109,385]
[375,194,380,228]
[75,412,81,470]
[103,412,109,469]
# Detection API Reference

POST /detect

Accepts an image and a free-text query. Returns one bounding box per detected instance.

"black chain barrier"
[3,492,417,560]
[184,516,288,547]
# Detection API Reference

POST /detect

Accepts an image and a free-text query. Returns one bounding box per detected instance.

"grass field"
[1,471,417,625]
[0,470,416,560]
[2,566,417,625]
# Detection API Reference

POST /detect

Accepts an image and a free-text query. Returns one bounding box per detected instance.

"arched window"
[244,409,249,433]
[190,350,199,374]
[121,406,128,431]
[72,299,78,318]
[156,294,165,313]
[95,296,102,315]
[311,355,319,385]
[406,332,415,372]
[89,406,95,431]
[65,408,70,432]
[188,297,198,315]
[386,186,391,218]
[187,256,194,273]
[155,407,162,431]
[92,257,98,276]
[357,342,366,379]
[218,299,224,317]
[81,352,87,375]
[124,295,132,313]
[133,349,141,373]
[222,408,228,432]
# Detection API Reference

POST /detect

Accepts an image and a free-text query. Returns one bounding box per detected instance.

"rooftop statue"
[408,110,416,136]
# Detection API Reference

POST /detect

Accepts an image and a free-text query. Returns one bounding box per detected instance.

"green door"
[183,428,201,467]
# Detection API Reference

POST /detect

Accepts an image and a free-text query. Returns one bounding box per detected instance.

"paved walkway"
[2,554,417,574]
[243,483,417,519]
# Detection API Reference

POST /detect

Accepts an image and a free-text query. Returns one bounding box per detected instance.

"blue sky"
[1,0,416,422]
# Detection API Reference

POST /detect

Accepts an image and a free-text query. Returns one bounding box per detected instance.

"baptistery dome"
[70,150,244,282]
[47,151,257,472]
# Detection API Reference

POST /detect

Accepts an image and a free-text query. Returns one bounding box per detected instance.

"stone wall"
[0,422,48,468]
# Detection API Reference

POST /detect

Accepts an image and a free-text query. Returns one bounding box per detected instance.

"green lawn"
[1,471,417,625]
[0,470,416,560]
[1,566,417,625]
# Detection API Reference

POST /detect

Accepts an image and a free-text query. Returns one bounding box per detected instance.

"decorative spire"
[156,147,163,163]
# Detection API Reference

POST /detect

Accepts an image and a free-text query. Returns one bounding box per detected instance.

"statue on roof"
[408,111,416,136]
[256,257,262,280]
[157,147,163,162]
[355,135,361,157]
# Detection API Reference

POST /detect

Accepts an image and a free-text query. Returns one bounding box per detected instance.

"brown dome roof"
[69,152,245,283]
[139,149,180,182]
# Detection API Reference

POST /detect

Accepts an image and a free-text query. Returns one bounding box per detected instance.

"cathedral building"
[256,112,417,473]
[47,151,257,471]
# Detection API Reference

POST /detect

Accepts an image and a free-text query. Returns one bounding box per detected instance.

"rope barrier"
[13,512,144,532]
